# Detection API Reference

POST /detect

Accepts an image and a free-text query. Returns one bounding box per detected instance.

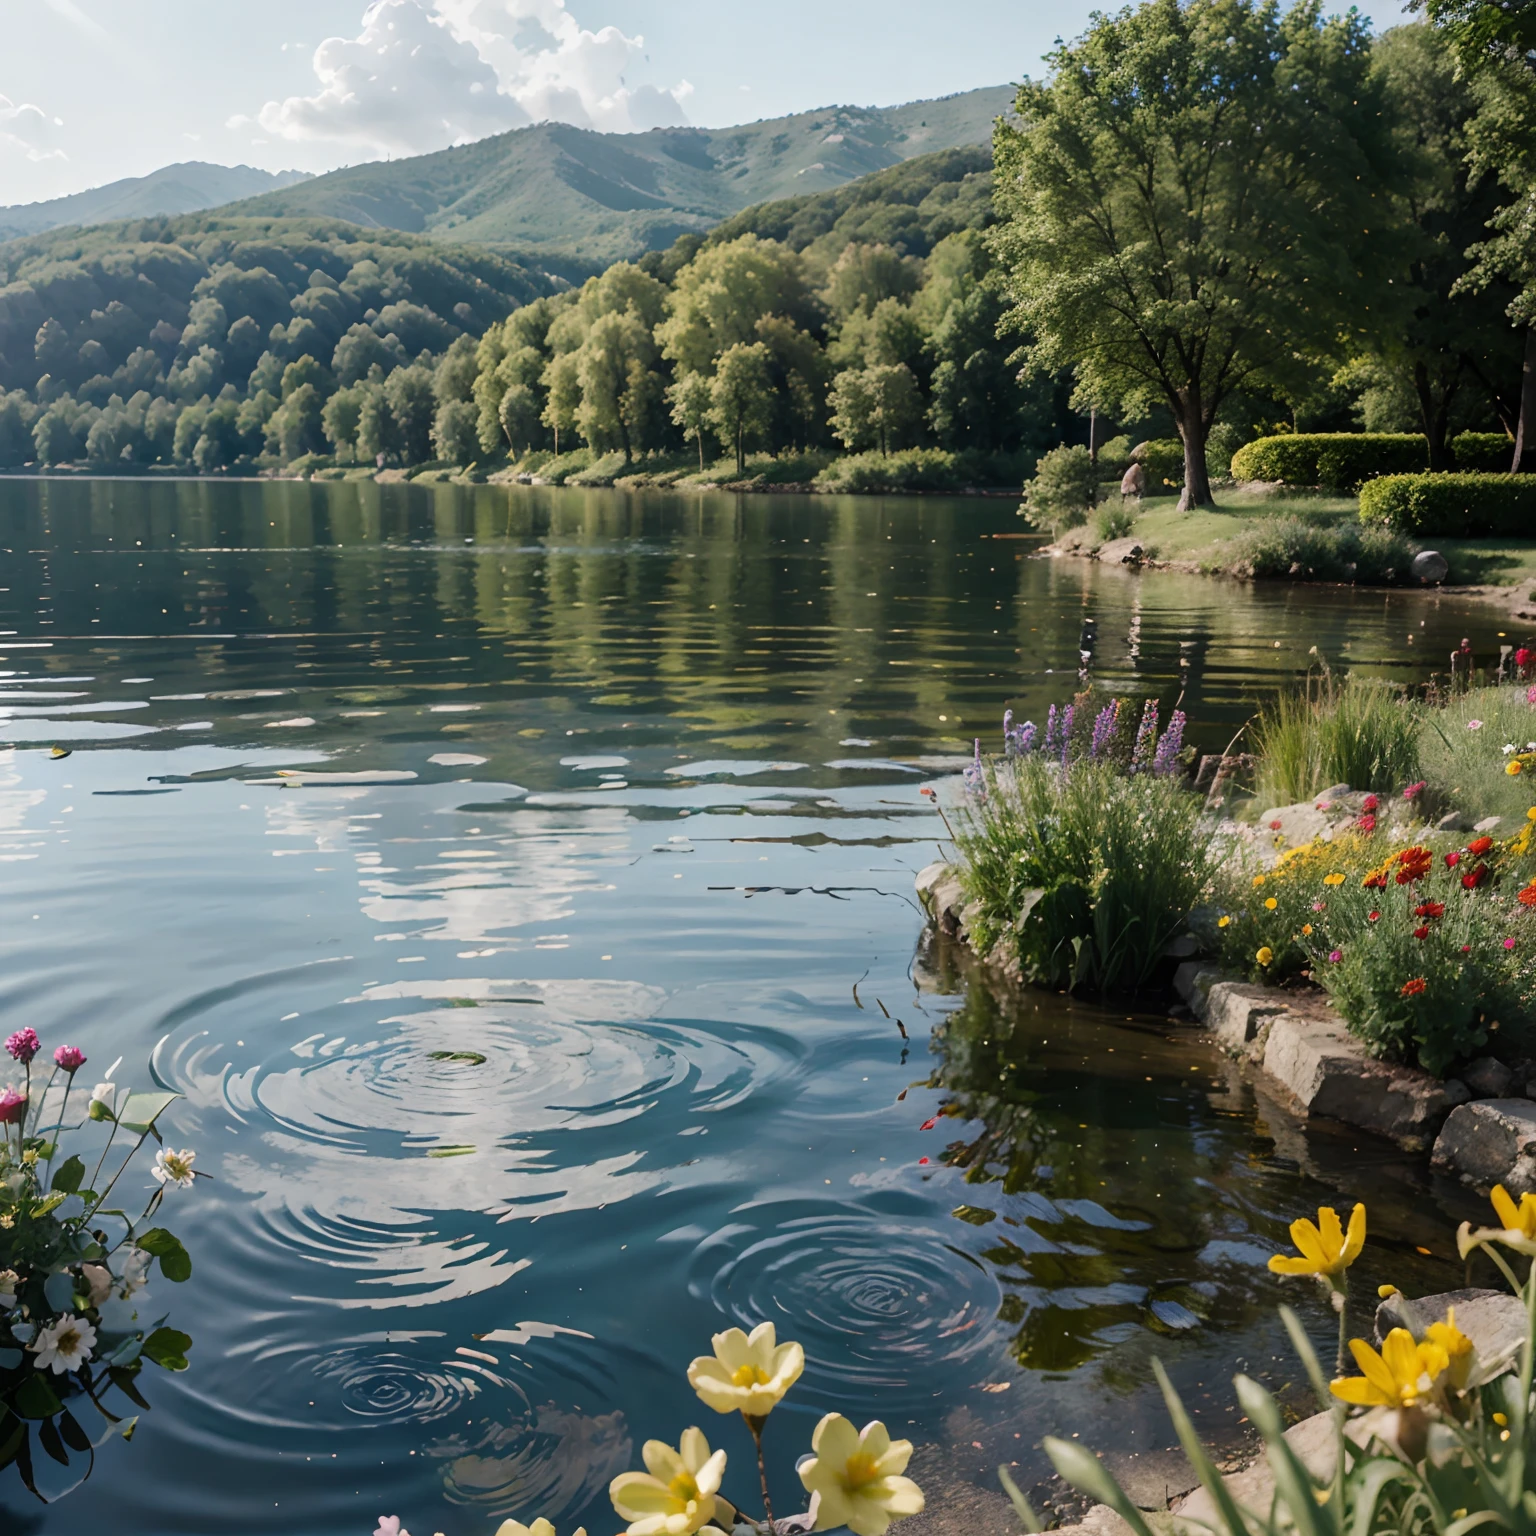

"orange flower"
[1520,884,1536,909]
[1395,846,1432,883]
[1401,978,1427,997]
[1469,836,1494,856]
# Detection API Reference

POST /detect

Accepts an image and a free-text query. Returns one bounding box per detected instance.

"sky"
[0,0,1417,207]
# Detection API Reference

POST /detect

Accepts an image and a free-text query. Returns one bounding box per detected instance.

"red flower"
[1414,925,1430,940]
[1356,814,1377,833]
[1415,901,1445,919]
[1463,864,1490,889]
[1469,836,1494,856]
[1462,945,1472,954]
[1395,846,1432,883]
[1363,795,1379,812]
[1368,910,1381,922]
[1363,871,1388,889]
[1401,977,1427,997]
[1269,819,1283,831]
[1521,884,1536,908]
[1445,851,1462,868]
[1518,647,1533,670]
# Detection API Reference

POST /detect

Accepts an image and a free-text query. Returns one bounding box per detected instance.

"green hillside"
[226,87,1012,265]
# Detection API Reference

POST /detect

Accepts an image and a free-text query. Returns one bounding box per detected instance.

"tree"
[322,386,366,461]
[541,352,581,458]
[1423,0,1536,468]
[573,310,663,461]
[991,0,1400,507]
[708,343,776,474]
[267,382,326,463]
[829,364,922,455]
[432,399,480,466]
[668,372,714,470]
[385,364,435,463]
[356,383,400,465]
[823,242,922,326]
[497,384,541,457]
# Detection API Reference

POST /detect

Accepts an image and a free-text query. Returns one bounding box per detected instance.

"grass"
[1418,681,1536,822]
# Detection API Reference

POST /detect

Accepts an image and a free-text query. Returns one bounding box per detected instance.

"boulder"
[1437,811,1471,833]
[1475,816,1503,833]
[1175,1412,1358,1528]
[1172,962,1221,1021]
[1411,549,1449,584]
[1262,1013,1458,1144]
[1096,536,1144,565]
[915,862,967,935]
[1254,799,1334,849]
[1375,1288,1525,1378]
[1205,982,1289,1054]
[1121,463,1147,498]
[1461,1057,1514,1099]
[1432,1099,1536,1192]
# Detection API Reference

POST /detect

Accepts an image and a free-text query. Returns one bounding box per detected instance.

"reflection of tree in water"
[922,944,1352,1387]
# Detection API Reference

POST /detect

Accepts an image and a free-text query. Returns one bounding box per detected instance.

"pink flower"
[1328,950,1343,963]
[1363,794,1379,812]
[1312,900,1326,911]
[1356,813,1377,833]
[1506,938,1518,951]
[0,1087,26,1124]
[1269,819,1283,831]
[1529,684,1536,705]
[1403,781,1426,799]
[53,1045,86,1073]
[1468,719,1485,731]
[4,1028,39,1065]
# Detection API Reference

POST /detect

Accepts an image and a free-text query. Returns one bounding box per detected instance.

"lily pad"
[429,1051,488,1066]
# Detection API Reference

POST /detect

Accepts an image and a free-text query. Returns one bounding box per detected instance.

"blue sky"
[0,0,1415,205]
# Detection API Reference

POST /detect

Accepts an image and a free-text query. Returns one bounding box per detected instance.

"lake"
[0,477,1507,1534]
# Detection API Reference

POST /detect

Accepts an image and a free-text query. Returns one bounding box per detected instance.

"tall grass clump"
[1419,679,1536,823]
[956,757,1216,993]
[1253,673,1421,806]
[1229,516,1417,583]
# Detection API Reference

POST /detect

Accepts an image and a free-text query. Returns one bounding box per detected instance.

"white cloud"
[0,94,67,167]
[250,0,689,159]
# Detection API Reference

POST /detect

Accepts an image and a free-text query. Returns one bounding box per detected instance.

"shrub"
[1252,672,1421,806]
[956,756,1216,994]
[1230,433,1427,489]
[1020,444,1094,533]
[536,447,596,483]
[1132,438,1185,489]
[1358,472,1536,536]
[1229,516,1417,584]
[813,447,963,493]
[1205,422,1247,477]
[564,450,631,486]
[1093,499,1136,541]
[1451,430,1514,472]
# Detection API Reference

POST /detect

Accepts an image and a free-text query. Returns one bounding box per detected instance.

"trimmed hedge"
[1451,431,1515,473]
[1230,433,1428,490]
[1359,472,1536,536]
[1132,438,1185,488]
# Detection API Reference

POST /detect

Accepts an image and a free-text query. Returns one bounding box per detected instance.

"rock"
[1163,934,1200,959]
[1437,811,1471,833]
[915,862,967,935]
[1096,536,1144,565]
[1206,982,1289,1053]
[1262,1013,1457,1144]
[1172,962,1221,1021]
[1175,1412,1361,1528]
[1121,463,1147,498]
[1475,816,1503,833]
[1444,1079,1473,1107]
[1375,1288,1525,1379]
[1319,783,1353,801]
[1101,1449,1200,1511]
[1432,1099,1536,1192]
[1461,1057,1514,1098]
[1411,549,1449,584]
[1254,799,1334,849]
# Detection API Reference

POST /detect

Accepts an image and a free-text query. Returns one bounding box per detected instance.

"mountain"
[225,86,1013,267]
[0,163,314,242]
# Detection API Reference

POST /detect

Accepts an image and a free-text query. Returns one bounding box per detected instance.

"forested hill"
[223,87,1011,266]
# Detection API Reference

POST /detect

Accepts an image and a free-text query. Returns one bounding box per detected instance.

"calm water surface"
[0,479,1511,1533]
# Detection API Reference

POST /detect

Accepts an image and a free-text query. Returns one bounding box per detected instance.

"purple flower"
[1152,710,1186,776]
[963,739,986,798]
[1059,704,1075,763]
[1003,710,1036,758]
[53,1044,86,1073]
[1090,703,1118,759]
[1328,950,1343,963]
[1044,704,1060,758]
[1131,700,1159,773]
[0,1087,26,1124]
[5,1028,39,1065]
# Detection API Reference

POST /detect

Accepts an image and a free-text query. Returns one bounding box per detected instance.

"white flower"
[610,1427,728,1536]
[1504,743,1517,755]
[0,1270,17,1310]
[152,1147,196,1189]
[496,1521,587,1536]
[88,1081,115,1120]
[799,1415,924,1536]
[687,1321,805,1417]
[30,1314,97,1375]
[1468,719,1485,731]
[374,1521,409,1536]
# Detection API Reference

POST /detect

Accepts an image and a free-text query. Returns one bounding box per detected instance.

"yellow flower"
[1323,873,1345,886]
[1527,808,1536,821]
[1264,897,1278,911]
[1457,1184,1536,1258]
[610,1428,728,1536]
[687,1322,805,1417]
[1301,924,1313,936]
[1256,947,1274,966]
[1268,1203,1365,1277]
[1252,875,1266,887]
[1217,915,1231,928]
[799,1414,924,1536]
[1377,1284,1399,1299]
[498,1523,586,1536]
[1424,1308,1475,1392]
[1331,1328,1449,1408]
[1509,760,1524,776]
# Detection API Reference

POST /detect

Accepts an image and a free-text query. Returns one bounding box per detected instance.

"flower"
[1356,814,1377,833]
[1458,1184,1536,1258]
[687,1322,804,1417]
[1468,719,1485,730]
[1329,950,1343,963]
[610,1427,727,1536]
[1507,938,1519,950]
[1395,846,1432,883]
[1363,795,1379,812]
[1424,1308,1475,1392]
[1469,836,1494,856]
[1463,865,1490,890]
[81,1263,113,1308]
[1268,1203,1365,1278]
[1416,901,1445,919]
[1330,1328,1448,1408]
[152,1147,197,1189]
[1323,873,1345,886]
[1369,910,1381,922]
[1530,686,1536,704]
[1264,897,1278,911]
[1446,851,1462,868]
[1269,819,1284,831]
[496,1521,586,1536]
[119,1249,151,1297]
[1401,978,1427,997]
[1505,743,1518,755]
[1414,925,1430,940]
[799,1414,924,1536]
[53,1044,86,1073]
[1522,887,1536,909]
[1510,761,1525,776]
[1252,874,1266,887]
[0,1087,25,1125]
[0,1269,17,1310]
[4,1028,39,1064]
[30,1314,97,1375]
[1312,900,1326,911]
[1462,945,1472,954]
[1403,782,1426,799]
[1217,915,1231,928]
[88,1081,115,1120]
[374,1521,410,1536]
[1302,924,1313,936]
[1255,947,1274,966]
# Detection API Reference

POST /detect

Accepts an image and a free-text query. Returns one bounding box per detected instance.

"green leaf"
[108,1366,151,1411]
[0,1416,23,1470]
[117,1091,181,1134]
[57,1409,90,1454]
[426,1144,475,1158]
[428,1051,487,1066]
[50,1155,85,1195]
[36,1416,67,1466]
[997,1464,1042,1533]
[13,1374,62,1421]
[28,1193,65,1219]
[136,1227,192,1282]
[142,1328,192,1372]
[43,1271,75,1312]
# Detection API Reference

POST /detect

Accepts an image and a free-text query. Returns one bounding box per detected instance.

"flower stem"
[747,1414,775,1536]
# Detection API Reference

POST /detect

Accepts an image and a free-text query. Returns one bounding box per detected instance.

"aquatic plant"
[1011,1192,1536,1536]
[376,1320,923,1536]
[999,695,1185,776]
[0,1031,197,1500]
